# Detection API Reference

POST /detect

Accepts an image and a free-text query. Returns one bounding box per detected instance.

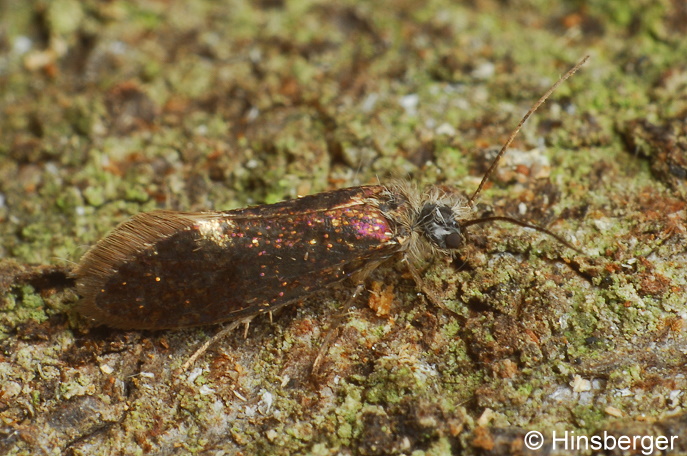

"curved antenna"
[467,55,590,208]
[462,215,583,254]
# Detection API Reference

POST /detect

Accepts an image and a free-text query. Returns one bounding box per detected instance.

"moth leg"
[311,283,365,377]
[311,326,341,378]
[404,257,462,320]
[180,318,250,371]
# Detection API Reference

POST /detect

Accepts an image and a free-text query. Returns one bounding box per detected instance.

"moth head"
[417,203,466,251]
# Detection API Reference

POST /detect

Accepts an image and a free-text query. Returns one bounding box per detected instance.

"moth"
[76,56,588,331]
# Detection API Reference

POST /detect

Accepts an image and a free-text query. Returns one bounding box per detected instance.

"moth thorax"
[417,204,465,250]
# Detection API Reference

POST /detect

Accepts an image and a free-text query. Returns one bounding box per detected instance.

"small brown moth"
[76,57,589,358]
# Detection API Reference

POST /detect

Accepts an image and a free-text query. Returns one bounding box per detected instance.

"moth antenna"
[467,55,590,208]
[462,215,583,254]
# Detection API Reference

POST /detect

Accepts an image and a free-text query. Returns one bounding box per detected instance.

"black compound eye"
[444,231,463,249]
[418,203,464,250]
